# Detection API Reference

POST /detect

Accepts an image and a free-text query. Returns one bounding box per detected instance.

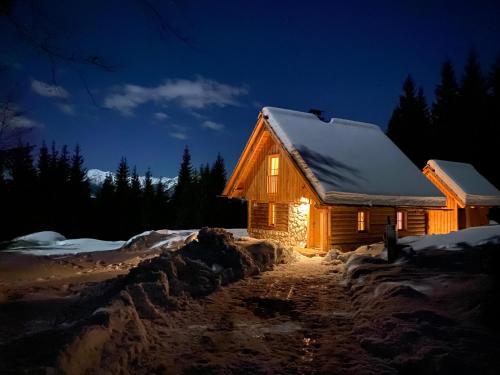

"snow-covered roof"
[262,107,445,206]
[427,160,500,206]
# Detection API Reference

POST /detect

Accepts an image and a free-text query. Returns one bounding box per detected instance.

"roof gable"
[427,160,500,206]
[263,107,445,206]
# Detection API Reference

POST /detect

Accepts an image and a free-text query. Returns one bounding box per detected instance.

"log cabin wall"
[330,206,426,250]
[330,206,395,251]
[397,208,427,237]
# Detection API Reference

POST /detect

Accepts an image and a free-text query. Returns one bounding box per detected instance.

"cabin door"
[308,206,328,251]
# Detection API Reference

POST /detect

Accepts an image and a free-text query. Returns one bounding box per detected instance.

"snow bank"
[399,224,500,251]
[6,237,125,255]
[13,231,66,243]
[5,228,249,256]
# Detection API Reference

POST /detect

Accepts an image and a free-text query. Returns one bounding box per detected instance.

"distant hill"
[86,169,178,195]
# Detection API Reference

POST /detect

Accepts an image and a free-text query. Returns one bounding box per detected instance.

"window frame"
[357,209,369,232]
[267,154,280,194]
[268,202,277,227]
[396,210,407,231]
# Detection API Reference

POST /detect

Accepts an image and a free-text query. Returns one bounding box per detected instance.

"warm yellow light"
[270,156,279,176]
[298,197,310,215]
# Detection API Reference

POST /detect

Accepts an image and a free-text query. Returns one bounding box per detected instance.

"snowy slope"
[262,107,445,206]
[86,169,178,193]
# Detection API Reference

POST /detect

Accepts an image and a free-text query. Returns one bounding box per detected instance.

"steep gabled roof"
[224,106,446,206]
[262,107,445,206]
[426,160,500,206]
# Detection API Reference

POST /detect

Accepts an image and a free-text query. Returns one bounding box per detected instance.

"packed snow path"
[133,257,391,374]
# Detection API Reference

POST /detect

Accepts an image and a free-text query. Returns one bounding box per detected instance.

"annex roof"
[426,160,500,206]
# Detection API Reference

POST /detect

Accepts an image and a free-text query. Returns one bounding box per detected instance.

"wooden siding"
[250,202,288,231]
[243,129,317,204]
[330,206,395,249]
[398,208,427,237]
[330,206,426,250]
[424,166,459,234]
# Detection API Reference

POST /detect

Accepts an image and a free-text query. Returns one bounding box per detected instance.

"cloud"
[104,77,248,115]
[167,124,189,140]
[57,103,76,116]
[154,112,169,120]
[201,120,224,131]
[169,132,188,140]
[31,80,69,99]
[1,104,43,129]
[10,115,42,129]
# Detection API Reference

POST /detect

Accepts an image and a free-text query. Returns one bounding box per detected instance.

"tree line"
[0,144,246,241]
[387,51,500,189]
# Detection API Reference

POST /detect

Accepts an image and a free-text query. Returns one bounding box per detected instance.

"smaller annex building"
[223,107,446,252]
[424,160,500,234]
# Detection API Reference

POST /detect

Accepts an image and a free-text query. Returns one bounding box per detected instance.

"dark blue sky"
[2,0,500,177]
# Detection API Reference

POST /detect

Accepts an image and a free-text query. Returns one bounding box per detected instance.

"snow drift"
[0,228,293,374]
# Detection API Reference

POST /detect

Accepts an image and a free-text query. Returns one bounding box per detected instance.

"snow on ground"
[13,231,67,243]
[4,228,248,256]
[399,224,500,251]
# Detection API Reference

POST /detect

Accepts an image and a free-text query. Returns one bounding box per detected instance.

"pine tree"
[97,173,116,239]
[209,154,227,226]
[9,144,38,236]
[142,168,155,229]
[114,157,131,238]
[387,75,431,167]
[431,60,460,160]
[36,142,51,228]
[485,56,500,188]
[129,166,142,234]
[173,146,195,228]
[152,180,169,229]
[68,145,91,236]
[115,157,130,198]
[458,50,488,166]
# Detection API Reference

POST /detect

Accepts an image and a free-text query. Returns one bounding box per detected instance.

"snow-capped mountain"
[86,169,178,194]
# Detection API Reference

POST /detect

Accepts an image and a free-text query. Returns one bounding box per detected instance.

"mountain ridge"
[86,168,178,194]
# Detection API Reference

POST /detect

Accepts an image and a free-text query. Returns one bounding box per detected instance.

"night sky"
[2,0,500,177]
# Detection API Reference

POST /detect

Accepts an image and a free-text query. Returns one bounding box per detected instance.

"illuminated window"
[357,210,368,232]
[269,203,276,226]
[267,154,279,194]
[396,211,406,231]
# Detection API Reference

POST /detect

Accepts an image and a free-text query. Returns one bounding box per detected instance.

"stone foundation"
[249,203,309,248]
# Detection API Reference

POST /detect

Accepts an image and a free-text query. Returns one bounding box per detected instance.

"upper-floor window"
[396,211,407,231]
[267,154,279,194]
[357,210,369,232]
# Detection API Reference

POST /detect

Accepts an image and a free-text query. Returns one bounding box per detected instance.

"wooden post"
[385,216,398,263]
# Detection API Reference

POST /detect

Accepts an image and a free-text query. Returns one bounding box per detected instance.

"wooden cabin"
[223,107,446,253]
[424,160,500,234]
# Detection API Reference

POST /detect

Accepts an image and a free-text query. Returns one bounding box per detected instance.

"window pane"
[270,156,279,176]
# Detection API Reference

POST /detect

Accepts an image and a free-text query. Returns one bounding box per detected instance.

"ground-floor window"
[396,211,407,231]
[357,210,369,232]
[268,203,276,226]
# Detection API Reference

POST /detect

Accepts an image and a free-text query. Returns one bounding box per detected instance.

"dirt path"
[133,257,391,375]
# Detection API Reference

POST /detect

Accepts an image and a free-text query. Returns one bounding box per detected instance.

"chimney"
[308,108,326,121]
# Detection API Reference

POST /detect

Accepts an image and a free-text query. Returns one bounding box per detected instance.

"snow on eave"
[324,191,446,207]
[428,160,500,206]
